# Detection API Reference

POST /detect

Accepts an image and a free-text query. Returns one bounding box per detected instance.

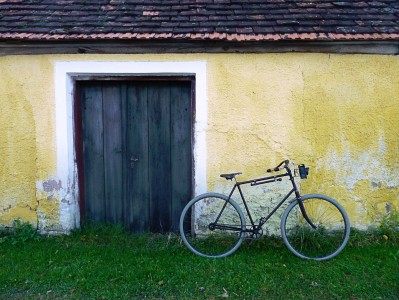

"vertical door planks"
[170,83,192,231]
[148,83,172,232]
[81,85,105,222]
[79,80,192,232]
[102,84,124,224]
[126,84,150,232]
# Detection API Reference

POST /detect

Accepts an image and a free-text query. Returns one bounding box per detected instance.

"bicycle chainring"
[249,226,263,240]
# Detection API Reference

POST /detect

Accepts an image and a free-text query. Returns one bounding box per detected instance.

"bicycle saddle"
[220,172,242,180]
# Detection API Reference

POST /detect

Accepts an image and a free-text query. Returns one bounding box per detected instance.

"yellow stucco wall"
[0,56,56,229]
[0,53,398,231]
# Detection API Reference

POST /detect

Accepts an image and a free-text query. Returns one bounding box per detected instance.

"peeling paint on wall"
[206,53,399,229]
[35,179,61,232]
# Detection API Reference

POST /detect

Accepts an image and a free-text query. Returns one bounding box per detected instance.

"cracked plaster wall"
[206,53,399,229]
[0,56,59,231]
[0,53,398,232]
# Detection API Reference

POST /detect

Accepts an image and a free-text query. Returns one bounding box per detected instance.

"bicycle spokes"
[282,195,350,260]
[180,194,246,258]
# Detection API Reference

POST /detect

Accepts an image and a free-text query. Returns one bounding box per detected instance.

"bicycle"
[179,160,350,260]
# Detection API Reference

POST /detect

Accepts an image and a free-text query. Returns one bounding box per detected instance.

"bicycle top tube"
[234,160,292,186]
[219,159,307,204]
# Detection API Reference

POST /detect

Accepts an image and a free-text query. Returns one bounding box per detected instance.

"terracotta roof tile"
[0,0,398,42]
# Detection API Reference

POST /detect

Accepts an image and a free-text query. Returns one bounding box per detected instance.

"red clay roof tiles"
[0,0,398,42]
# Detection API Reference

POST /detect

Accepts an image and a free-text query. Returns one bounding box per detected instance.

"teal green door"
[78,80,192,232]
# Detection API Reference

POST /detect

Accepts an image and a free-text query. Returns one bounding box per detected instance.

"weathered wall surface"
[0,53,398,232]
[0,56,59,231]
[206,53,399,230]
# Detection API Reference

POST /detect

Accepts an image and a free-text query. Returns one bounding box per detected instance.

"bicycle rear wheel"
[179,193,246,258]
[281,194,350,261]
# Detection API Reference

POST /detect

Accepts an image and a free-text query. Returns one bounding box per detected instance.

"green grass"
[0,224,398,299]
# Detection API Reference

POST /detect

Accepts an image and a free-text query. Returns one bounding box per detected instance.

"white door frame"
[54,60,207,231]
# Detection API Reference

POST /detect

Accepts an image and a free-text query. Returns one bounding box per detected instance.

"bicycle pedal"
[245,237,254,245]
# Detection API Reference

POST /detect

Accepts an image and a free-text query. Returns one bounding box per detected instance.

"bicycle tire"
[179,193,246,258]
[281,194,350,261]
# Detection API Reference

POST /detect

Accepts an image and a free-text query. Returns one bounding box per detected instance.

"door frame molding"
[54,61,207,231]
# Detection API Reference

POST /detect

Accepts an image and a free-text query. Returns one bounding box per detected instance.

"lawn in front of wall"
[0,226,398,299]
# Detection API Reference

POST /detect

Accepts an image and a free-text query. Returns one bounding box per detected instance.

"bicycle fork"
[287,166,317,229]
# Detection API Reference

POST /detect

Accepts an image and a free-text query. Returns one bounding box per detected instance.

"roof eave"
[0,34,398,56]
[1,32,399,42]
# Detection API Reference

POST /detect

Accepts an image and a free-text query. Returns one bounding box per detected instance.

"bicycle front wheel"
[281,194,350,261]
[179,193,246,258]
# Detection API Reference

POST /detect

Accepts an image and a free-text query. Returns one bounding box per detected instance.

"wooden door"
[76,80,193,232]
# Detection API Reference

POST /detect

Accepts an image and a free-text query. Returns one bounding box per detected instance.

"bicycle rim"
[281,194,350,261]
[180,193,245,258]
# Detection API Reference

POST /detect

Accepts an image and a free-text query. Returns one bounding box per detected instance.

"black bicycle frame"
[214,163,316,233]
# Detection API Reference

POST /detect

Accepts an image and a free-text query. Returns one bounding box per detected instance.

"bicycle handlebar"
[267,160,310,179]
[266,160,289,173]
